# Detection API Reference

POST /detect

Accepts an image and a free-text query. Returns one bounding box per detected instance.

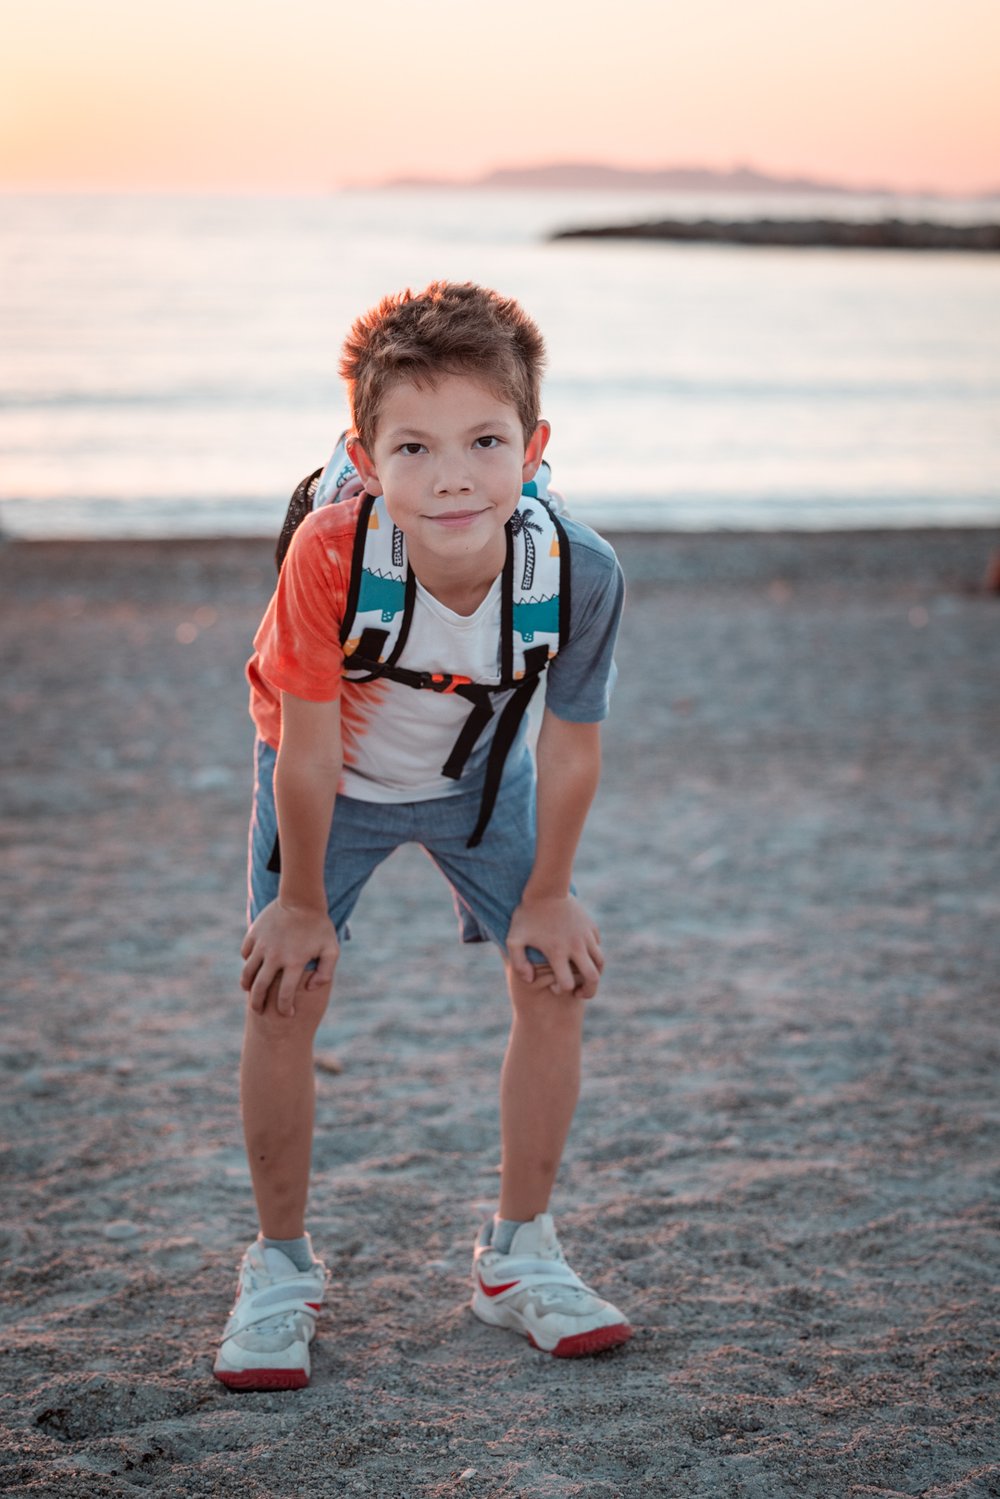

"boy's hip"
[246,735,539,950]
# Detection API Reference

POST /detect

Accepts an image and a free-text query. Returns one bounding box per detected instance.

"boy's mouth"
[427,508,487,528]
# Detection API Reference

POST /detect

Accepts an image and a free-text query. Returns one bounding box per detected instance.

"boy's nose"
[433,454,473,495]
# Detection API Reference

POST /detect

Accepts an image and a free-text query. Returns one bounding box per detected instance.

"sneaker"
[213,1237,327,1390]
[471,1213,633,1358]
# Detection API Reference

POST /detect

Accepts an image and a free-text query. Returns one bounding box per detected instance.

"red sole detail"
[214,1367,309,1391]
[527,1323,634,1358]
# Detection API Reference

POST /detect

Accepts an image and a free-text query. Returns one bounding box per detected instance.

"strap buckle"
[423,672,472,694]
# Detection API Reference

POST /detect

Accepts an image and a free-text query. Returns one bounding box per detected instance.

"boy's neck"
[407,533,507,617]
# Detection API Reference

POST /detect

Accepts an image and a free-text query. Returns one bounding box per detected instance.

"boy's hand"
[506,894,604,999]
[240,899,339,1017]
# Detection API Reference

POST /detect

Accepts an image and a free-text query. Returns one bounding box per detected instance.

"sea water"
[1,188,998,538]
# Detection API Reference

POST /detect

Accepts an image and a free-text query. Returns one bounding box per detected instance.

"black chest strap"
[344,640,551,847]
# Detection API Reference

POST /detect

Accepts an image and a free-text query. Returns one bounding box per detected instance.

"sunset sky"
[4,0,998,195]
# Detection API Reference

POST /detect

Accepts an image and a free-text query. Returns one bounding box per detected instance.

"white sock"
[260,1234,314,1272]
[491,1215,531,1254]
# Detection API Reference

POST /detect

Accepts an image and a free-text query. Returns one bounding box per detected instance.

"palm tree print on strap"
[509,507,544,589]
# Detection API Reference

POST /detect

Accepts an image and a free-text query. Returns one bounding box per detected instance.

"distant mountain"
[480,163,873,194]
[376,161,996,198]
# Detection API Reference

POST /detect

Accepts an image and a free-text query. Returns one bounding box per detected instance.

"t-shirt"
[247,496,624,803]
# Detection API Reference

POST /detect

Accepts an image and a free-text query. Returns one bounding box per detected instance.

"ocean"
[2,188,998,538]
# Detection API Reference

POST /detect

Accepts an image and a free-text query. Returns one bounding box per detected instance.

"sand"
[1,527,998,1499]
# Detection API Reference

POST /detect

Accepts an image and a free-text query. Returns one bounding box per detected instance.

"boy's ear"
[346,435,382,496]
[521,419,551,484]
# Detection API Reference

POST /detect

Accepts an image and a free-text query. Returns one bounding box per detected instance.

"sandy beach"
[1,526,998,1499]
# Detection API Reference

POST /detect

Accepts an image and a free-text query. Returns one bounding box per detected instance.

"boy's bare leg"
[497,964,585,1222]
[238,974,333,1241]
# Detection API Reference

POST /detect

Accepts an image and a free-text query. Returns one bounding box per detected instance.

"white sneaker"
[471,1213,633,1358]
[214,1237,327,1390]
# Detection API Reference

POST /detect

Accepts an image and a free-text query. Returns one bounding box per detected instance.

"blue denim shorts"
[247,736,545,958]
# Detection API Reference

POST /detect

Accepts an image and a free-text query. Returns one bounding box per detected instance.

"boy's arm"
[240,693,342,1016]
[506,708,605,999]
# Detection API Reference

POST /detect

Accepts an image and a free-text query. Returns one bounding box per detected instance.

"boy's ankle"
[258,1233,315,1272]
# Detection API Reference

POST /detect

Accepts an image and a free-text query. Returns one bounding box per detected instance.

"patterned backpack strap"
[340,493,414,681]
[504,496,569,680]
[462,496,570,848]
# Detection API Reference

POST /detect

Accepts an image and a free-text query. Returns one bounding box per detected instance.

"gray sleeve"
[543,519,625,723]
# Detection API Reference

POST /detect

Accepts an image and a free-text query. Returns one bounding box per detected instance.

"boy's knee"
[245,973,332,1037]
[507,965,589,1022]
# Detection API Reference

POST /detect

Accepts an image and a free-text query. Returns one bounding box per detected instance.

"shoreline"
[5,524,998,591]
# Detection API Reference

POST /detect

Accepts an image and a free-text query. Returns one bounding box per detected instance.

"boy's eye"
[399,442,426,456]
[474,435,501,449]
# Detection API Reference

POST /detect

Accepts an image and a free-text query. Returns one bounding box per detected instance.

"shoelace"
[525,1284,596,1310]
[253,1308,310,1335]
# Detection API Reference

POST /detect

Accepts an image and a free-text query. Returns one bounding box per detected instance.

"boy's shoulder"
[282,489,368,586]
[557,516,624,617]
[558,513,620,573]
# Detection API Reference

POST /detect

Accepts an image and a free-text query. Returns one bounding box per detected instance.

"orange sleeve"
[246,500,361,746]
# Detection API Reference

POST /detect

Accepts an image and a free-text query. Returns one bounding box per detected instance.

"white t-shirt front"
[339,574,506,803]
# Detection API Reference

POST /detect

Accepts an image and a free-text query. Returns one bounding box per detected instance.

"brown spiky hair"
[339,281,547,449]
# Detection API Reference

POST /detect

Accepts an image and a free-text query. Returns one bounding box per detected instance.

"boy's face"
[347,373,549,572]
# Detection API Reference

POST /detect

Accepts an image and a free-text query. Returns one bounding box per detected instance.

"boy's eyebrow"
[383,416,520,442]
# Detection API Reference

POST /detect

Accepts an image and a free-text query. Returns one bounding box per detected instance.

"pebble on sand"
[103,1221,141,1240]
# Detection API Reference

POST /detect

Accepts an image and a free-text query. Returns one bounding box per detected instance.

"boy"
[214,281,631,1390]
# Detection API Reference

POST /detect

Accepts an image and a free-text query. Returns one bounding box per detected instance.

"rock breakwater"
[550,217,1000,251]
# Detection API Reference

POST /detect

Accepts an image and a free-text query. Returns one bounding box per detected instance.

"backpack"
[274,433,572,848]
